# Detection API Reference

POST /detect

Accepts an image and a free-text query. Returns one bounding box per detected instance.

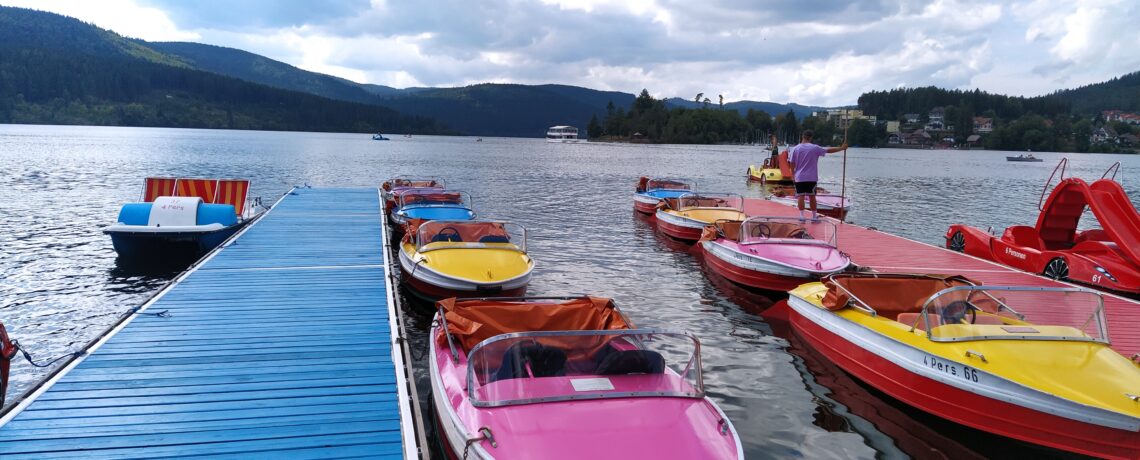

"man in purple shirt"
[788,130,847,221]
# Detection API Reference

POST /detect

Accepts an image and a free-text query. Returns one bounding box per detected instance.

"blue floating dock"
[0,188,423,458]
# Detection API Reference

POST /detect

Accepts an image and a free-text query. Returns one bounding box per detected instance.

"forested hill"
[0,6,449,134]
[1050,71,1140,114]
[856,87,1070,122]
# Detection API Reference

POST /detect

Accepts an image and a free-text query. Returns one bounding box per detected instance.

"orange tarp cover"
[417,221,511,244]
[401,191,464,206]
[440,297,630,351]
[822,274,976,316]
[144,177,176,202]
[215,179,249,215]
[175,179,218,203]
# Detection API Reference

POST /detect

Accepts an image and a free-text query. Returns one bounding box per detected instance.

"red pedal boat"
[946,160,1140,294]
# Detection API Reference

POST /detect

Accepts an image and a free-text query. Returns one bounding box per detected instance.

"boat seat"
[1002,225,1045,251]
[595,350,665,375]
[896,313,942,331]
[478,235,510,243]
[491,342,567,382]
[431,232,462,243]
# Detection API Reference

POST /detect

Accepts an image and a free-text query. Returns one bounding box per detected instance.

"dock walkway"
[0,188,420,458]
[744,198,1140,357]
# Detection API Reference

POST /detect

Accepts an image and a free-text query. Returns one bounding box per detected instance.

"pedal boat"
[102,177,263,260]
[633,177,694,214]
[747,150,792,184]
[399,220,534,300]
[699,216,851,291]
[785,273,1140,458]
[768,193,851,220]
[389,189,475,233]
[655,192,746,242]
[430,296,743,459]
[381,176,444,210]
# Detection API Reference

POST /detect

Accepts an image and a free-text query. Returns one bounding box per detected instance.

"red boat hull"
[656,218,702,242]
[634,200,658,215]
[787,304,1140,459]
[701,244,810,291]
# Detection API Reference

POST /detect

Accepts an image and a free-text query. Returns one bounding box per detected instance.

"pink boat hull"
[700,239,851,291]
[430,324,742,459]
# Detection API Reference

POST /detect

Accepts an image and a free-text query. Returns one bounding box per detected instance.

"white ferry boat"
[546,125,586,143]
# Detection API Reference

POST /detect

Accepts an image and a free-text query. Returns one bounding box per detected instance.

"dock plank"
[0,188,414,458]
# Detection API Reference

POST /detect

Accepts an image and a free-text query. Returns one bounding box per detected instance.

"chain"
[462,427,496,460]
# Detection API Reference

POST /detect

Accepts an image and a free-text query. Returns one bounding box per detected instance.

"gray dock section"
[0,188,420,458]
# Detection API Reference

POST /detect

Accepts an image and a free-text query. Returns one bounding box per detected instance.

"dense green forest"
[1051,71,1140,114]
[0,6,448,133]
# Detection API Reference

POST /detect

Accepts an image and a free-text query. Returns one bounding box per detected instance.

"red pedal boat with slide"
[946,159,1140,294]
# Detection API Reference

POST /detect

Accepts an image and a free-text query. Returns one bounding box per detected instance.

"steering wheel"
[941,300,977,325]
[788,228,812,239]
[749,223,771,238]
[436,226,461,241]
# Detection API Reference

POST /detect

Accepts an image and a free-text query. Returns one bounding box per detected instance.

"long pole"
[840,109,849,223]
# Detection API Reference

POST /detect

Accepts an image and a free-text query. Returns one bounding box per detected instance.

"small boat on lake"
[381,176,444,210]
[103,177,263,260]
[655,192,746,242]
[1006,154,1042,162]
[399,220,533,300]
[747,148,793,183]
[546,125,585,143]
[784,273,1140,458]
[372,133,390,140]
[633,177,695,214]
[389,189,475,230]
[430,296,743,459]
[700,216,851,291]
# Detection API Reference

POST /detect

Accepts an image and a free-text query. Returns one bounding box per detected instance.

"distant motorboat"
[1006,154,1042,162]
[546,125,586,143]
[372,133,390,141]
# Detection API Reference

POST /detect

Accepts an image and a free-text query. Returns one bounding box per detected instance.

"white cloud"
[1,0,198,41]
[2,0,1136,106]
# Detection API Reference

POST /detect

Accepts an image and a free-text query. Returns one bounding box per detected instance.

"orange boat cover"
[440,297,630,352]
[822,274,976,315]
[636,176,649,193]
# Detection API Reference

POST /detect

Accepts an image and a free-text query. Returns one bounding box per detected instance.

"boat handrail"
[1039,158,1068,210]
[740,215,838,246]
[1101,161,1123,185]
[918,285,1108,343]
[436,306,460,364]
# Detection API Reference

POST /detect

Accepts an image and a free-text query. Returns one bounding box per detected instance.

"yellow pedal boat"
[785,273,1140,458]
[654,192,746,242]
[399,220,534,300]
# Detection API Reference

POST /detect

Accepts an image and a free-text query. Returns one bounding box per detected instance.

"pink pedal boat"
[430,296,743,460]
[700,216,852,291]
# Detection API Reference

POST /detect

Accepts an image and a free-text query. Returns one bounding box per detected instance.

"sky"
[4,0,1138,106]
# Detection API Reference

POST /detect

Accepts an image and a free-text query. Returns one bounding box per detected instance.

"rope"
[122,307,171,318]
[10,340,85,368]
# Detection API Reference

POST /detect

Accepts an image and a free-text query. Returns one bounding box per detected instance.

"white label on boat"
[570,378,615,391]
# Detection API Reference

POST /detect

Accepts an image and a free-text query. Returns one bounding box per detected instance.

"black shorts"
[794,181,817,195]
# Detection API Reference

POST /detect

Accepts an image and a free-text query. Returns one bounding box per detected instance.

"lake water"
[2,124,1137,458]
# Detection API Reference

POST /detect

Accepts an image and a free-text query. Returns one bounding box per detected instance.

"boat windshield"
[466,329,704,407]
[738,216,837,246]
[919,286,1108,343]
[383,176,444,191]
[415,220,526,252]
[677,192,743,211]
[646,178,694,192]
[398,189,471,209]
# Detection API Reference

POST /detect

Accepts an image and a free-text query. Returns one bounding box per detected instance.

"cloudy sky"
[4,0,1138,106]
